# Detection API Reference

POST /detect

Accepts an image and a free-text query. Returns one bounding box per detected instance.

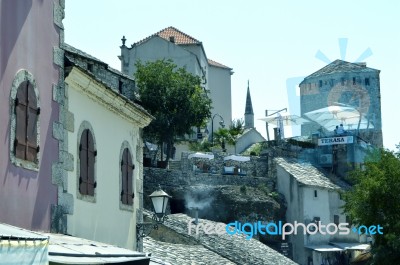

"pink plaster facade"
[0,0,60,231]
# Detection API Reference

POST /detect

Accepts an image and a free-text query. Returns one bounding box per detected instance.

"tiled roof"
[274,157,350,190]
[144,237,235,265]
[63,43,133,80]
[302,59,379,81]
[134,26,201,46]
[143,210,297,265]
[63,43,105,65]
[208,59,232,70]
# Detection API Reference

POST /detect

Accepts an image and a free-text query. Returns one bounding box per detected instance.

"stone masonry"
[143,210,297,265]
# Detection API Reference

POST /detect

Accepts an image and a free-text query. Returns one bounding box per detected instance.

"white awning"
[330,242,371,251]
[223,155,250,162]
[305,245,343,252]
[188,152,214,160]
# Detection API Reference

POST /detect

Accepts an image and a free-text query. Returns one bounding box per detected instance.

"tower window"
[365,78,370,86]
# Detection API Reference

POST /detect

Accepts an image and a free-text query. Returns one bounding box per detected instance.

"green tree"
[213,119,245,152]
[343,147,400,264]
[135,59,212,162]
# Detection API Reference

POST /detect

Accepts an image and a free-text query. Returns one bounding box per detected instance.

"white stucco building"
[63,44,153,251]
[275,157,369,265]
[119,27,233,143]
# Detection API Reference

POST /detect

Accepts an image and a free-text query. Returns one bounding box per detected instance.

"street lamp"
[136,185,171,249]
[211,113,225,147]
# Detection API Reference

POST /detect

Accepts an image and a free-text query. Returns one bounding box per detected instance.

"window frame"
[9,70,40,171]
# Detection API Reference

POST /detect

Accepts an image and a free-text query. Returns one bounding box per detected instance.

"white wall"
[66,84,141,250]
[125,37,205,88]
[236,129,265,154]
[276,165,305,263]
[208,65,232,131]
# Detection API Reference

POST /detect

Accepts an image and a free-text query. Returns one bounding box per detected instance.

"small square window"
[118,80,123,93]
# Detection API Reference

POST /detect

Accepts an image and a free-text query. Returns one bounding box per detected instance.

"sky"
[64,0,400,150]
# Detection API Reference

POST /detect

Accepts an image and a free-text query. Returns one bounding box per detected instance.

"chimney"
[169,36,175,43]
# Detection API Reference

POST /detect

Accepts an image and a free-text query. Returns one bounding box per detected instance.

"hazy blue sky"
[64,0,400,150]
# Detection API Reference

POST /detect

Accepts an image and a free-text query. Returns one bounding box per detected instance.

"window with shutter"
[15,80,39,162]
[79,129,96,196]
[121,148,134,206]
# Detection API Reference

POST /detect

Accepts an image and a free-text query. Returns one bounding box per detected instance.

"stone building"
[0,0,65,232]
[299,59,382,147]
[119,26,233,153]
[275,157,370,265]
[63,43,153,251]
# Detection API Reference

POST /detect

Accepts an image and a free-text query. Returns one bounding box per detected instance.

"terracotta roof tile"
[134,26,201,46]
[208,59,232,70]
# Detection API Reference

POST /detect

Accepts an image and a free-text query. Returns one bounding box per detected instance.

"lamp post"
[211,113,225,147]
[136,185,171,250]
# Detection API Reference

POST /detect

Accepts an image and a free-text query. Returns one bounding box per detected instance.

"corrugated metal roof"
[0,223,48,240]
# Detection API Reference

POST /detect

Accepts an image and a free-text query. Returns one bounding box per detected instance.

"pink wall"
[0,0,59,231]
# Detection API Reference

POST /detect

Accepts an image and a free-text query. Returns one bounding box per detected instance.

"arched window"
[121,148,134,205]
[14,80,40,162]
[79,129,97,196]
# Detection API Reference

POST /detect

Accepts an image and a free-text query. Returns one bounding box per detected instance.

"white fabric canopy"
[188,152,214,160]
[224,155,250,162]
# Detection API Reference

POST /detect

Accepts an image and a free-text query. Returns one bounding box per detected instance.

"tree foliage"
[135,59,212,161]
[213,119,245,152]
[343,147,400,264]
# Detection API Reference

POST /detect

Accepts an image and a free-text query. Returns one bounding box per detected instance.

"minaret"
[244,80,254,129]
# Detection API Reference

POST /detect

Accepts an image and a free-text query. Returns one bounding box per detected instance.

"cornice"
[65,67,153,128]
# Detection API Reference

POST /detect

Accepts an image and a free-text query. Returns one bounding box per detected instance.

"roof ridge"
[161,26,201,43]
[132,26,201,47]
[208,59,232,69]
[301,59,378,83]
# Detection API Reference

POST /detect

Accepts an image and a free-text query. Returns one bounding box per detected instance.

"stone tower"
[244,81,254,129]
[299,60,383,147]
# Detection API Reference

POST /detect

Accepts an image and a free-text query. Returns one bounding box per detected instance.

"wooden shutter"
[121,148,134,205]
[15,81,28,160]
[87,131,96,196]
[79,130,88,195]
[26,81,38,162]
[121,149,128,204]
[15,81,39,162]
[127,150,134,206]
